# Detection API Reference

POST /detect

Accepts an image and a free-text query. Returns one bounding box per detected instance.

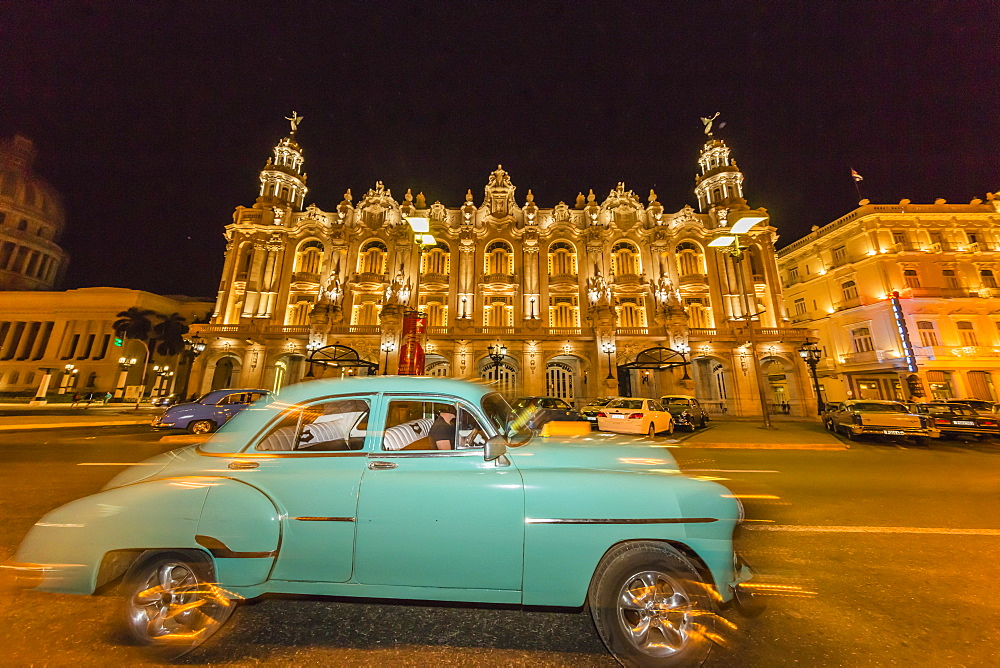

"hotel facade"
[187,121,816,415]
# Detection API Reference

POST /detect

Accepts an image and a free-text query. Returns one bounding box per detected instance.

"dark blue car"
[151,388,273,434]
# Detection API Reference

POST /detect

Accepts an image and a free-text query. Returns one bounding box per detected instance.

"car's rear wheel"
[648,423,657,438]
[187,420,215,435]
[589,541,717,667]
[122,553,236,658]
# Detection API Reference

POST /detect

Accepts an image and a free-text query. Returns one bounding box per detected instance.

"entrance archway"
[210,355,243,390]
[305,344,379,378]
[617,346,692,398]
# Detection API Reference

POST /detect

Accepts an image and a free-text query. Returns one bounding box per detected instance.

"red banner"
[396,310,426,375]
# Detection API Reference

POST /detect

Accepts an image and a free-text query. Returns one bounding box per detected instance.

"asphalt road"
[1,425,998,666]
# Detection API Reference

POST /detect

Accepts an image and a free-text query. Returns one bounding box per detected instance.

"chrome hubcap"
[617,570,696,657]
[127,561,229,644]
[192,422,210,434]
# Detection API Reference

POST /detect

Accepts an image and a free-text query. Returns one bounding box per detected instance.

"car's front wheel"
[589,541,717,666]
[187,420,216,435]
[122,553,236,658]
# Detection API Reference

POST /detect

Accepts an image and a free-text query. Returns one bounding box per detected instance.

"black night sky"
[3,0,997,299]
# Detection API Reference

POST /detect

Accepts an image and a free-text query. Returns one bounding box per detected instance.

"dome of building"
[0,135,69,290]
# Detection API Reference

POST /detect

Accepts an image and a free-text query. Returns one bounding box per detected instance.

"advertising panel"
[397,310,426,375]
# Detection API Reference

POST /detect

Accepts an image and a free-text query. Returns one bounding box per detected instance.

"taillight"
[981,420,997,427]
[597,412,607,418]
[628,412,644,419]
[934,418,950,425]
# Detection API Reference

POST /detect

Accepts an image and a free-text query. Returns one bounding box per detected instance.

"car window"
[649,401,665,411]
[851,402,907,413]
[608,399,644,410]
[255,397,371,452]
[382,399,487,451]
[481,392,512,432]
[661,397,692,405]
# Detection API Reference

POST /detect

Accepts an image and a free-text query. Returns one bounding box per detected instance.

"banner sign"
[889,291,918,372]
[397,310,427,375]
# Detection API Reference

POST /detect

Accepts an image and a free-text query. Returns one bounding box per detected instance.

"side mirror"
[484,436,508,462]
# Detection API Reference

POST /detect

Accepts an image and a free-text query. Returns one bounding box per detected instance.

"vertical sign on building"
[397,310,427,375]
[889,290,918,373]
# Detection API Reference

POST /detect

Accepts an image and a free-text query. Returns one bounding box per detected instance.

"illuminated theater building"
[778,195,1000,403]
[189,119,815,415]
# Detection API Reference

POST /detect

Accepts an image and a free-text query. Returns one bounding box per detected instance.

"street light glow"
[406,216,430,233]
[708,235,738,247]
[730,214,768,233]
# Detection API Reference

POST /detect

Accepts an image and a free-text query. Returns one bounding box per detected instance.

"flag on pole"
[851,168,864,182]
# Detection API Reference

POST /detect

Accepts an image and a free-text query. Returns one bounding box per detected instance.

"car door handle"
[367,461,397,470]
[228,461,259,470]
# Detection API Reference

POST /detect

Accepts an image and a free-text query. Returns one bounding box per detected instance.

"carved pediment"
[357,181,400,230]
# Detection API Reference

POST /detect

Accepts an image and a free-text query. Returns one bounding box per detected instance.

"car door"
[221,394,373,582]
[354,395,525,592]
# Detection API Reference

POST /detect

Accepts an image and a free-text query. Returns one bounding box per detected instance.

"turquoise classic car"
[5,376,757,665]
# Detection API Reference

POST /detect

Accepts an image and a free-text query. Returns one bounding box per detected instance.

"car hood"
[102,446,197,489]
[508,432,681,473]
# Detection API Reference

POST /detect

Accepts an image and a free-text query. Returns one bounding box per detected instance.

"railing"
[482,273,516,284]
[426,326,449,335]
[752,273,766,283]
[291,271,320,284]
[689,327,735,338]
[969,242,998,252]
[546,327,582,335]
[476,326,515,334]
[889,242,925,253]
[839,349,889,364]
[615,327,649,335]
[613,273,643,286]
[548,273,579,284]
[978,287,1000,298]
[913,345,1000,359]
[235,272,248,281]
[328,325,382,334]
[678,273,708,285]
[420,273,449,284]
[901,287,975,298]
[197,324,244,333]
[747,327,813,339]
[833,296,863,311]
[264,326,310,334]
[354,272,387,284]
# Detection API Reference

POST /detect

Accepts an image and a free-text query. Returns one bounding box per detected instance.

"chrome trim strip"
[369,450,483,458]
[293,516,355,522]
[195,534,276,558]
[525,517,718,525]
[199,451,368,458]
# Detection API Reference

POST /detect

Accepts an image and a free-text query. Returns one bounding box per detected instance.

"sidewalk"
[675,417,847,450]
[0,403,160,431]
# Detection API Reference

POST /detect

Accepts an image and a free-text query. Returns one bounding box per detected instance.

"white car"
[597,397,675,436]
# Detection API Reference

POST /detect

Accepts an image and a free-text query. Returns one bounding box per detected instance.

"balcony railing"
[839,349,892,364]
[678,273,708,286]
[913,345,1000,359]
[548,273,579,284]
[978,287,1000,298]
[198,324,244,333]
[833,296,863,311]
[615,327,649,335]
[291,271,320,284]
[354,272,387,284]
[328,325,382,334]
[613,273,643,286]
[901,287,975,298]
[969,242,998,252]
[889,242,925,253]
[420,272,449,284]
[476,326,515,334]
[264,325,310,334]
[482,273,516,284]
[546,327,582,335]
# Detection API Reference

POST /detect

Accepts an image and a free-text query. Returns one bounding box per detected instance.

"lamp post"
[708,213,773,429]
[380,341,396,375]
[58,364,78,395]
[152,365,174,398]
[676,342,692,381]
[798,341,825,415]
[601,341,616,380]
[487,343,508,379]
[304,340,322,378]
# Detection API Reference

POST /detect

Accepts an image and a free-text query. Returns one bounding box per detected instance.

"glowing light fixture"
[419,234,436,245]
[406,216,430,233]
[730,214,768,234]
[708,235,738,247]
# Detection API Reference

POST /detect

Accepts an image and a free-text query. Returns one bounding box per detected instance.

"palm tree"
[113,307,157,342]
[151,313,190,356]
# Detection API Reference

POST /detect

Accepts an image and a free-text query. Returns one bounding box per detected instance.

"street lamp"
[676,342,692,381]
[601,341,616,380]
[152,365,174,398]
[115,357,137,401]
[58,364,78,394]
[708,212,774,429]
[380,341,396,375]
[798,341,825,415]
[487,343,508,377]
[188,334,206,356]
[304,340,323,378]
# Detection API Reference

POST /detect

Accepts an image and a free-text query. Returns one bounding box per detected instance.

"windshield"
[925,405,975,415]
[852,403,907,413]
[661,397,692,405]
[608,399,644,410]
[510,398,535,410]
[586,397,614,407]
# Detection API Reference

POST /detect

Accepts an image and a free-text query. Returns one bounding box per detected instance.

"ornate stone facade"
[190,122,814,415]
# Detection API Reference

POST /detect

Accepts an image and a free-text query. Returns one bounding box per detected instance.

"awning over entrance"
[306,344,378,375]
[619,346,690,370]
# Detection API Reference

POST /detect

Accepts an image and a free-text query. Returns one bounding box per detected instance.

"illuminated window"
[793,298,807,315]
[352,294,382,326]
[611,241,641,276]
[957,321,978,346]
[419,296,448,327]
[484,240,513,275]
[851,327,874,353]
[841,280,858,301]
[616,297,647,328]
[420,242,450,275]
[903,269,920,288]
[943,269,960,288]
[547,241,578,276]
[294,240,324,275]
[483,295,513,327]
[685,298,712,328]
[981,270,997,289]
[548,295,580,328]
[917,321,938,347]
[675,241,705,276]
[358,240,388,275]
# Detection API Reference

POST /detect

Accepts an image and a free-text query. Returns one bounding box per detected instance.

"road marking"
[685,469,780,473]
[77,462,160,466]
[747,525,1000,536]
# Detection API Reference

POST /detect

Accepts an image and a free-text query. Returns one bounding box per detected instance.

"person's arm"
[435,438,452,450]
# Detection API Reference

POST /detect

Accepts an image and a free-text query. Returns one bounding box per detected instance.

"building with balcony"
[0,135,69,291]
[777,196,1000,402]
[188,119,815,414]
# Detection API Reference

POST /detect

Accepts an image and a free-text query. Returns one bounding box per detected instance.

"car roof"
[201,388,271,401]
[272,376,498,405]
[845,399,901,404]
[659,395,694,399]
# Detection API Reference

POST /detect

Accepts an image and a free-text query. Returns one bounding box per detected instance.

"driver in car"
[429,407,483,450]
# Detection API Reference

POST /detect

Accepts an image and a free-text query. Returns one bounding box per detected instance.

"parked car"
[944,399,1000,416]
[821,401,844,431]
[659,395,709,430]
[150,393,180,407]
[828,399,938,445]
[4,376,756,664]
[597,397,676,436]
[906,402,1000,440]
[578,397,619,427]
[510,396,586,430]
[151,388,273,434]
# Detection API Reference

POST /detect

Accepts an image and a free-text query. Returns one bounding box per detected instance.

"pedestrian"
[103,391,112,404]
[70,393,80,407]
[781,401,790,415]
[84,393,94,409]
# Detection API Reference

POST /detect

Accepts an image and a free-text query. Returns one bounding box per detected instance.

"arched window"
[420,241,450,275]
[903,269,920,288]
[358,240,388,275]
[484,240,513,275]
[545,362,575,401]
[548,241,578,276]
[675,241,705,277]
[480,360,516,396]
[238,242,253,280]
[611,241,641,276]
[294,240,324,275]
[427,361,451,377]
[616,297,647,327]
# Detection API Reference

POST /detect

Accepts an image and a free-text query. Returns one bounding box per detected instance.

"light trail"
[747,525,1000,536]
